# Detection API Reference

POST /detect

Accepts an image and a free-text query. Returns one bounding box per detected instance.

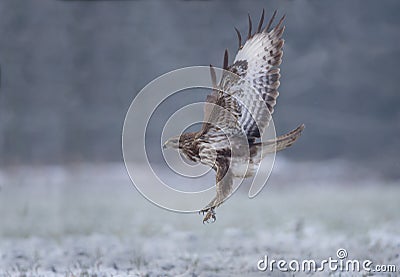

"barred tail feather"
[257,124,305,156]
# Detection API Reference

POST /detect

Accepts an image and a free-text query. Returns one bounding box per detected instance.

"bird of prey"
[163,10,304,223]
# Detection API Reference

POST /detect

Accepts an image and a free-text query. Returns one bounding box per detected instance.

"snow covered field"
[0,160,399,276]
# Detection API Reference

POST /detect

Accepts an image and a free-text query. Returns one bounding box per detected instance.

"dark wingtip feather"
[264,10,277,33]
[247,13,252,39]
[223,49,229,70]
[234,27,242,49]
[257,9,265,33]
[274,14,286,31]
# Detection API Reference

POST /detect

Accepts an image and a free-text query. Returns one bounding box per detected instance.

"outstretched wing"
[232,10,285,138]
[200,66,241,138]
[200,10,285,142]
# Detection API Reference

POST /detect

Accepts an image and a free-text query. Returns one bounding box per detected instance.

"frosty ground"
[0,159,399,276]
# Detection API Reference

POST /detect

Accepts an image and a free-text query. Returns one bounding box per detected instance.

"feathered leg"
[200,159,232,223]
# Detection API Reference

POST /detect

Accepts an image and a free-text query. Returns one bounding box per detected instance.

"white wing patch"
[201,11,285,143]
[230,13,285,139]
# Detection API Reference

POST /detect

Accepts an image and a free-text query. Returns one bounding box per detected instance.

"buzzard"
[163,10,304,223]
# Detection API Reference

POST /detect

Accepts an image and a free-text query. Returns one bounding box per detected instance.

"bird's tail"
[256,124,305,157]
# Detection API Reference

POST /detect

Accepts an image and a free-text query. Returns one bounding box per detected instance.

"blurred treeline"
[0,0,399,178]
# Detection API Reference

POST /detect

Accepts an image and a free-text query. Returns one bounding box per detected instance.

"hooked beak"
[163,136,180,150]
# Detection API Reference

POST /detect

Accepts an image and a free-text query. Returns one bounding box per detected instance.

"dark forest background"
[0,0,399,178]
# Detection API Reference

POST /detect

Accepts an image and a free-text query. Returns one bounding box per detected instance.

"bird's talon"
[201,208,216,224]
[200,209,207,216]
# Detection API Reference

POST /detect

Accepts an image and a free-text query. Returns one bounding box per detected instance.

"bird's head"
[163,135,180,150]
[163,132,198,151]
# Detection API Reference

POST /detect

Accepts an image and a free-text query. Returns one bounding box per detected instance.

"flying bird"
[163,10,304,223]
